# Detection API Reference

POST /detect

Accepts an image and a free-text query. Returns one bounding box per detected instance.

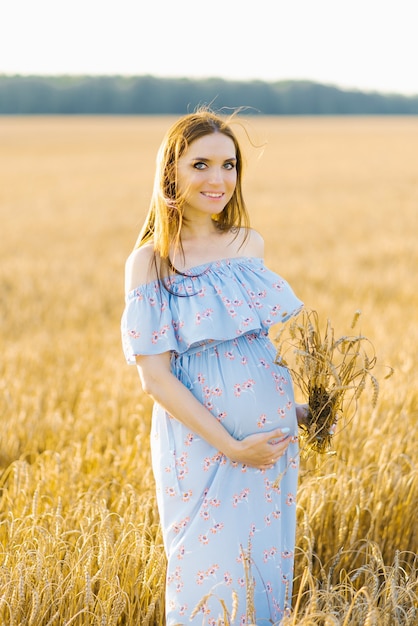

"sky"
[1,0,417,95]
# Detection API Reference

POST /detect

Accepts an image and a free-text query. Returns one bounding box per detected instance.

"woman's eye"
[193,161,207,170]
[223,162,235,170]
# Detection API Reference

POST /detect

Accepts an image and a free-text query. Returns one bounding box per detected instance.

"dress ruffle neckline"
[122,257,303,363]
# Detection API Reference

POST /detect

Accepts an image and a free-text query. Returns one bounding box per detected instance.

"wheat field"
[0,116,417,625]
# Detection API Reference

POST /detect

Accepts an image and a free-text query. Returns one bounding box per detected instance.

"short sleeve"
[121,283,178,364]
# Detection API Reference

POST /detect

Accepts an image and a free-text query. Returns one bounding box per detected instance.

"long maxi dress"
[121,256,303,626]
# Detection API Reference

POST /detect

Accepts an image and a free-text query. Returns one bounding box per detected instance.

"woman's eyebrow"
[190,156,237,162]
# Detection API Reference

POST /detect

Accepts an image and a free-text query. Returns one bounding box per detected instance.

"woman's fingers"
[267,427,290,445]
[265,431,291,466]
[236,427,293,468]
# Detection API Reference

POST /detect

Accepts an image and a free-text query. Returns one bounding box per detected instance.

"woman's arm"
[136,351,291,470]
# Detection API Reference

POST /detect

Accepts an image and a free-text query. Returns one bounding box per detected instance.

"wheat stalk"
[276,309,390,455]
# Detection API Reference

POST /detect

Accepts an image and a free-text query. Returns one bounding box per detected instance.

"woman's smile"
[201,191,224,198]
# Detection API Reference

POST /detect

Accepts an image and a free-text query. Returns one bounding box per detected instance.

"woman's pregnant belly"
[173,333,298,440]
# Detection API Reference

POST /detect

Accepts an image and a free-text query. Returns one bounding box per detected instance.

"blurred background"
[1,0,417,113]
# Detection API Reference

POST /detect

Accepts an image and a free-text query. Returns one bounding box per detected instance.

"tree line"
[1,74,417,115]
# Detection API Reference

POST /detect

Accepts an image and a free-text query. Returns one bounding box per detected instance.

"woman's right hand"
[228,428,292,470]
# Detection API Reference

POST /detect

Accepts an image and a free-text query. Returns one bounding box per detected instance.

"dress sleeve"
[121,283,178,364]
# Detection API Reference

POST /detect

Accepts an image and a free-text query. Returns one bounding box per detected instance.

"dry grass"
[275,308,383,456]
[0,116,417,624]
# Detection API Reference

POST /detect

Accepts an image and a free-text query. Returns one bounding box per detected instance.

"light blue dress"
[121,257,303,625]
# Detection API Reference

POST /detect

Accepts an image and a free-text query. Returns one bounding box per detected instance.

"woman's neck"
[171,227,242,272]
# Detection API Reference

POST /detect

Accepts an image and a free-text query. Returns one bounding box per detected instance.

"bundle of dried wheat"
[276,309,386,455]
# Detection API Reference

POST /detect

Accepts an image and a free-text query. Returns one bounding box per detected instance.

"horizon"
[1,0,417,97]
[1,73,417,98]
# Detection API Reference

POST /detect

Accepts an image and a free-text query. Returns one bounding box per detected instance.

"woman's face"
[176,132,237,221]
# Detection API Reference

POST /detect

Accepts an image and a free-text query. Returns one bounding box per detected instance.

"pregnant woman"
[121,108,307,625]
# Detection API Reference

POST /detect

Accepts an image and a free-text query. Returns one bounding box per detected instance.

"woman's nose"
[208,167,223,184]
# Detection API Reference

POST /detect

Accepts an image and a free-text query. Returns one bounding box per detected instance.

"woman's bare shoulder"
[238,227,265,257]
[125,245,158,293]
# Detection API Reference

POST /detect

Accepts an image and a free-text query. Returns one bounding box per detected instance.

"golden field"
[0,116,417,625]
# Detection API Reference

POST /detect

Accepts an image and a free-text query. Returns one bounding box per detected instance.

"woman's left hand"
[296,403,310,428]
[296,403,338,435]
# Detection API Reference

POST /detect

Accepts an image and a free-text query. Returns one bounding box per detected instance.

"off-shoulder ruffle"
[121,257,303,364]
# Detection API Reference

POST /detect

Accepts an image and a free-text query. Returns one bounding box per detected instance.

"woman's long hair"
[135,107,250,279]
